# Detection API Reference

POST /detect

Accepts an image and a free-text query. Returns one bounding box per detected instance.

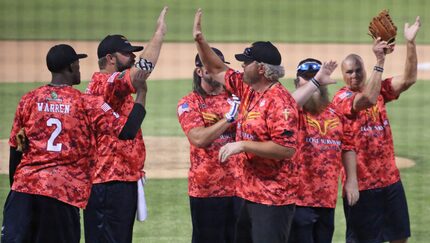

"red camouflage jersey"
[224,69,299,206]
[296,104,354,208]
[9,85,127,208]
[332,78,400,191]
[177,91,237,197]
[86,70,145,183]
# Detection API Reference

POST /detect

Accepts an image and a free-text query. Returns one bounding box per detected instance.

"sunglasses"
[297,62,321,72]
[244,47,252,57]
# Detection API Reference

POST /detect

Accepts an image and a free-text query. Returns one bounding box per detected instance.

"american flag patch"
[101,102,112,112]
[107,72,120,83]
[339,91,353,99]
[177,103,190,116]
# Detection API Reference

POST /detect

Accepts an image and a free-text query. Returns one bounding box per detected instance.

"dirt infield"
[0,137,415,178]
[1,41,430,83]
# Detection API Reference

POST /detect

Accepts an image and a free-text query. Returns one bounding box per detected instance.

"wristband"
[225,114,236,123]
[310,78,320,88]
[135,58,155,72]
[373,66,384,72]
[225,95,240,123]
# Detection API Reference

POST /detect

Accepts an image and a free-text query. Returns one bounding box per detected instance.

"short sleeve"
[380,77,399,103]
[8,96,27,147]
[177,95,205,135]
[104,70,136,111]
[340,115,355,151]
[224,69,246,100]
[332,88,358,119]
[83,95,128,138]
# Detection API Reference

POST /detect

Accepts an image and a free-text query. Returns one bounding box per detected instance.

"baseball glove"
[368,9,397,44]
[16,128,28,152]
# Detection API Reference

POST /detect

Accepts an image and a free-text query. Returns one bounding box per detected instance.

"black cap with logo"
[195,47,230,67]
[235,41,282,66]
[46,44,88,72]
[97,34,144,59]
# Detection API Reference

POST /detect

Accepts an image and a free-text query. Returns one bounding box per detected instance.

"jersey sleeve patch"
[338,90,353,99]
[178,102,190,116]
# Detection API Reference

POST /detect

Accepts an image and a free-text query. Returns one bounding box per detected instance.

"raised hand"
[372,37,391,58]
[225,94,240,123]
[156,6,168,36]
[193,8,204,42]
[404,16,421,43]
[313,60,338,86]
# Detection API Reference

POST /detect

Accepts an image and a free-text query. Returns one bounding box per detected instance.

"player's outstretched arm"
[193,8,228,85]
[130,6,168,84]
[292,60,337,107]
[352,37,388,111]
[391,16,421,96]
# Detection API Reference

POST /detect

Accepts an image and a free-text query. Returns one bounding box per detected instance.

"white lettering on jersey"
[36,102,71,114]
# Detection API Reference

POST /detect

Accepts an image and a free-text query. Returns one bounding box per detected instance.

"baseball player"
[332,16,421,243]
[288,58,359,243]
[2,44,148,243]
[193,9,338,243]
[83,6,167,243]
[177,48,242,243]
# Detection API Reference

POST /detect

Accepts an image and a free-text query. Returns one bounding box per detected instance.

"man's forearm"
[342,150,358,182]
[187,119,232,148]
[403,41,418,89]
[292,81,319,107]
[241,141,296,160]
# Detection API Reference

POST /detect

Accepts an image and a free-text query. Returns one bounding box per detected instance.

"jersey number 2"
[47,118,62,152]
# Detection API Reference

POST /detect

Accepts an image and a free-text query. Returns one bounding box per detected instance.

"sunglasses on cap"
[244,47,252,56]
[297,62,321,72]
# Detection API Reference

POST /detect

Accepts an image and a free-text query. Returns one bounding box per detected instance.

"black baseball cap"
[97,34,143,59]
[195,47,230,67]
[235,41,282,66]
[46,44,88,72]
[296,58,322,78]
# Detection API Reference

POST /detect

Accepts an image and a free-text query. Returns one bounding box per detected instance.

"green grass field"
[0,0,429,241]
[0,80,429,242]
[0,0,428,43]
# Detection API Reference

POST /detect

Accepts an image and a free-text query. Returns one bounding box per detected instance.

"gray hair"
[260,63,285,82]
